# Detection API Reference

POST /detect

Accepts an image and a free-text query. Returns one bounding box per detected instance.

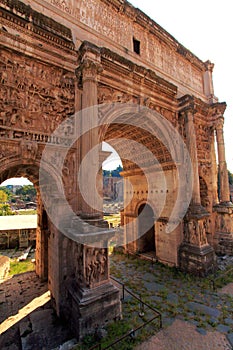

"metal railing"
[88,276,162,350]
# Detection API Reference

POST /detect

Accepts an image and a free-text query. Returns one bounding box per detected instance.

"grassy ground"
[104,213,121,228]
[16,209,37,215]
[9,259,35,276]
[74,252,233,350]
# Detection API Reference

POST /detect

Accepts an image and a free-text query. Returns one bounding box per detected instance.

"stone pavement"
[110,253,233,349]
[135,319,231,350]
[0,271,74,350]
[0,271,48,325]
[1,255,233,349]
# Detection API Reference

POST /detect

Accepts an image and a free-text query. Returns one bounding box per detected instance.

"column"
[210,130,219,205]
[79,52,103,220]
[215,117,230,203]
[203,61,218,104]
[213,116,233,255]
[179,107,215,276]
[185,109,201,206]
[63,43,121,340]
[75,77,82,215]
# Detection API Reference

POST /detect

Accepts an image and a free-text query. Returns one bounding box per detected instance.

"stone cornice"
[208,102,227,118]
[100,46,177,97]
[76,41,177,98]
[78,41,101,61]
[208,102,227,129]
[178,95,226,122]
[0,0,74,50]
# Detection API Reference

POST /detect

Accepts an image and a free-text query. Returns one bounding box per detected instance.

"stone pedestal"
[179,204,216,276]
[179,243,216,276]
[60,221,121,340]
[213,202,233,255]
[66,281,121,340]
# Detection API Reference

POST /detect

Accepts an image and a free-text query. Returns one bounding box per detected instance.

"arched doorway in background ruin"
[137,203,155,254]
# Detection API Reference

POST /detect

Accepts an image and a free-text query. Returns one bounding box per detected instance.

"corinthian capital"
[79,59,103,83]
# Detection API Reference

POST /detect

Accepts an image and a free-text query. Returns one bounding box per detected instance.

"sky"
[1,0,232,185]
[129,0,233,172]
[1,177,32,186]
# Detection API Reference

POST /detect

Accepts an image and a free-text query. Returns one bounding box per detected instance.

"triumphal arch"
[1,0,233,338]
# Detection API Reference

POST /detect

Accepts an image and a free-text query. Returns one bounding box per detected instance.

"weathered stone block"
[64,281,121,340]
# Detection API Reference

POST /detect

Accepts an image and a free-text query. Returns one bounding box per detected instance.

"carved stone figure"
[20,139,38,160]
[96,248,107,281]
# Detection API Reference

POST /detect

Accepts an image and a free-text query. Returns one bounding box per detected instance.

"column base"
[80,213,109,229]
[214,232,233,255]
[213,202,233,212]
[64,281,122,340]
[213,202,233,255]
[179,243,216,276]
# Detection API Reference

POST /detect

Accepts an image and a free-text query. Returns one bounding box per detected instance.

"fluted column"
[211,106,233,256]
[210,130,219,206]
[184,109,201,205]
[215,117,230,203]
[78,53,103,219]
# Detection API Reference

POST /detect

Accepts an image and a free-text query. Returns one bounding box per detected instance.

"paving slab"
[144,281,166,292]
[21,308,72,350]
[186,301,221,318]
[219,283,233,296]
[227,333,233,347]
[135,319,232,350]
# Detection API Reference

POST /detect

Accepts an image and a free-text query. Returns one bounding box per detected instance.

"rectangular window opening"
[133,37,140,55]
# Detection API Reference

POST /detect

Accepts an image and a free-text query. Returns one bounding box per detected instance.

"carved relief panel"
[0,141,18,161]
[84,246,108,288]
[183,218,208,246]
[0,48,75,136]
[194,118,211,161]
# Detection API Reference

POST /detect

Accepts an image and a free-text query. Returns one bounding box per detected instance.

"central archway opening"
[137,203,155,254]
[102,142,123,231]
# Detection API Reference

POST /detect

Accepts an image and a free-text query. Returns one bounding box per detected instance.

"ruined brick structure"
[0,0,232,339]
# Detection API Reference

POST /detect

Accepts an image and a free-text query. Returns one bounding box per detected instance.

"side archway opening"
[137,203,155,254]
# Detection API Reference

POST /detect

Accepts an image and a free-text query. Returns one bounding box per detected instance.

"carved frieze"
[97,85,137,105]
[0,142,18,160]
[0,48,75,135]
